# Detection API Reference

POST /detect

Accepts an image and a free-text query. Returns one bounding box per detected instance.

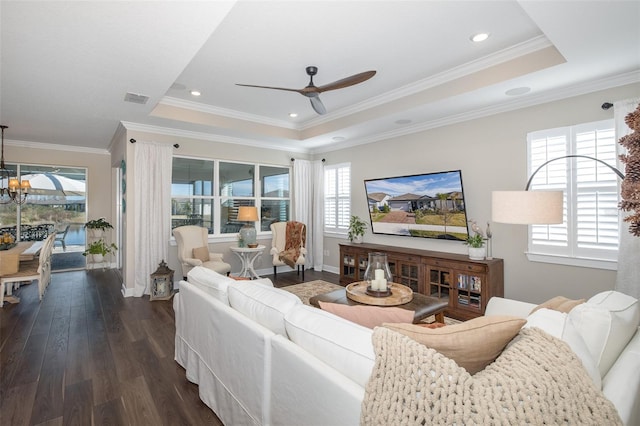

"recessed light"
[470,33,490,43]
[332,136,345,142]
[190,90,201,96]
[395,119,412,125]
[289,113,298,118]
[505,87,531,96]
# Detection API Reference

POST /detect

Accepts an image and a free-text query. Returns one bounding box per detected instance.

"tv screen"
[364,170,469,241]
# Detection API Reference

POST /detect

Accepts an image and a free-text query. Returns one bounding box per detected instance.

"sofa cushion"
[530,296,585,314]
[383,316,525,374]
[228,281,301,336]
[568,290,640,377]
[524,308,601,388]
[187,266,235,305]
[284,304,375,387]
[318,301,414,329]
[192,246,210,262]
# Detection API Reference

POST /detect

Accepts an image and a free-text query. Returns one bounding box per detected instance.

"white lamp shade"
[492,190,563,224]
[237,206,258,222]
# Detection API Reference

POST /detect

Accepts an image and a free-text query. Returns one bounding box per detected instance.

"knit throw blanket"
[361,327,622,425]
[279,221,305,268]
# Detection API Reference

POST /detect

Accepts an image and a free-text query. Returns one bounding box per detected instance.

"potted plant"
[82,239,118,263]
[348,215,367,243]
[464,234,486,260]
[84,217,114,238]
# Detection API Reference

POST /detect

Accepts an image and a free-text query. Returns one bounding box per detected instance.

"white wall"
[319,83,640,303]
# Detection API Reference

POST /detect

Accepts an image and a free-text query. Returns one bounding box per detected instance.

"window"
[527,119,619,268]
[324,163,351,234]
[171,157,290,237]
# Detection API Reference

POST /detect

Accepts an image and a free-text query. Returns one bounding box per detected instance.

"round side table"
[230,245,266,279]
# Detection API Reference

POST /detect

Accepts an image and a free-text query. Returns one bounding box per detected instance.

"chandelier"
[0,125,30,205]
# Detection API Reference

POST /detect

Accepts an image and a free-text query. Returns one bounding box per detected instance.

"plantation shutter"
[324,164,351,233]
[528,128,569,255]
[527,119,619,262]
[573,122,619,259]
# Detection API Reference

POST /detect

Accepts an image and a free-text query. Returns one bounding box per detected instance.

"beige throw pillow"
[383,315,526,374]
[319,301,414,329]
[530,296,585,314]
[192,246,210,262]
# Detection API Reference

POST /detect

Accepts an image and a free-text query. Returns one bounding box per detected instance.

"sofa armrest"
[270,247,279,256]
[208,252,224,261]
[602,328,640,426]
[184,257,203,267]
[485,297,536,318]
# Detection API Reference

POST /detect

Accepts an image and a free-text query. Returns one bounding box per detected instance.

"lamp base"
[240,224,256,246]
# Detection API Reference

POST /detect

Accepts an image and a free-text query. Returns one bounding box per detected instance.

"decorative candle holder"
[363,252,393,297]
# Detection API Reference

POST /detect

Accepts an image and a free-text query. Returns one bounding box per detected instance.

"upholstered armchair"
[173,226,231,279]
[270,221,306,281]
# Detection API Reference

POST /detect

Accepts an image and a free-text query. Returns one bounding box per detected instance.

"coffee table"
[309,286,449,324]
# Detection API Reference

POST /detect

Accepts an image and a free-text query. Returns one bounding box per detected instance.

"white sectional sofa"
[174,266,640,425]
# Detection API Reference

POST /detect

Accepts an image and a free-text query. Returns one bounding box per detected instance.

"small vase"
[92,253,104,263]
[353,235,363,244]
[468,247,486,261]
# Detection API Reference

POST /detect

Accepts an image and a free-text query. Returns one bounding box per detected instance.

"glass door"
[0,163,87,271]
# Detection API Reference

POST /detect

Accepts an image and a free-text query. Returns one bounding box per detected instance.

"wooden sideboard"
[339,242,504,320]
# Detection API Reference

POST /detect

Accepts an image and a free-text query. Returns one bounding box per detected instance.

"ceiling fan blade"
[309,96,327,115]
[316,70,376,93]
[236,83,303,94]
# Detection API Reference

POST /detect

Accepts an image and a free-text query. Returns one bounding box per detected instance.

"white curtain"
[614,98,640,299]
[293,159,325,271]
[133,141,173,297]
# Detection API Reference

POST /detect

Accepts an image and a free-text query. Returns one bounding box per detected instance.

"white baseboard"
[121,284,135,298]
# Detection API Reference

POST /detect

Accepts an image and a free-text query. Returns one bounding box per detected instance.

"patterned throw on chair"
[279,221,306,268]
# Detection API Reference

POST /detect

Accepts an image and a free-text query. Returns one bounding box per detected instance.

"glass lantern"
[363,252,393,293]
[150,260,175,301]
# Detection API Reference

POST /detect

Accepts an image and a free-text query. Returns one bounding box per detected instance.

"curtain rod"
[291,158,325,162]
[129,138,179,148]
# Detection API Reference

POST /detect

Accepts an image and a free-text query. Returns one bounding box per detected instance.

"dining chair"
[0,233,55,306]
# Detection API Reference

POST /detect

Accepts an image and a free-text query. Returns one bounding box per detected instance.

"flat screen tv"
[364,170,469,241]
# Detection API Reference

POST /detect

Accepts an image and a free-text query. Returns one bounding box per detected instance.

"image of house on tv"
[364,171,469,241]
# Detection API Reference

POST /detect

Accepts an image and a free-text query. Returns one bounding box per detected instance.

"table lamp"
[238,206,259,246]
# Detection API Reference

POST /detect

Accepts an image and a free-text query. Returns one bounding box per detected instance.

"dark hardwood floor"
[0,268,340,425]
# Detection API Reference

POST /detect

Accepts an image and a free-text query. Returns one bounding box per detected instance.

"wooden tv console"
[339,242,504,321]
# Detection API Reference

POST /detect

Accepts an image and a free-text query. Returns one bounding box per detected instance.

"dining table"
[0,240,43,304]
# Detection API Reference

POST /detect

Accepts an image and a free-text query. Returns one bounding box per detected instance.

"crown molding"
[302,35,554,129]
[158,96,298,130]
[5,138,109,155]
[120,121,309,153]
[311,70,640,155]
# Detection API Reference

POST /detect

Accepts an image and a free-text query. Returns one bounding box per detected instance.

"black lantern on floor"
[150,260,174,301]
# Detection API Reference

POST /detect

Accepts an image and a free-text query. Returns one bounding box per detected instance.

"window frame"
[526,119,620,270]
[324,162,351,236]
[171,155,291,241]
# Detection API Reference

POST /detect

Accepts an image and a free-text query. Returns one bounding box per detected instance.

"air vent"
[124,92,149,104]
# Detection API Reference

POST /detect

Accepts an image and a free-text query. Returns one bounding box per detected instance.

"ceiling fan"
[236,66,376,115]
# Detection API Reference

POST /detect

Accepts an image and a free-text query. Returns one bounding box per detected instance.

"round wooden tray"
[345,281,413,306]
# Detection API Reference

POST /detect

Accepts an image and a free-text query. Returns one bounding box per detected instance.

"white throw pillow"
[228,281,301,336]
[569,291,640,377]
[284,304,375,387]
[525,308,601,388]
[187,266,235,305]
